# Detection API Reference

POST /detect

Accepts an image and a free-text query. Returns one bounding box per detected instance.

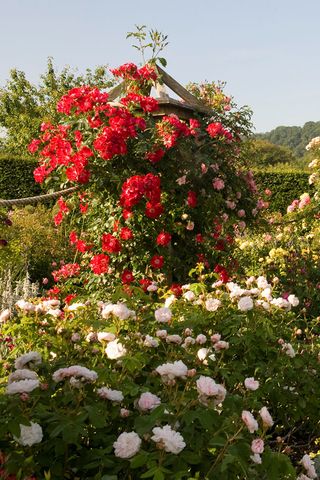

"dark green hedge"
[254,171,311,213]
[0,155,41,199]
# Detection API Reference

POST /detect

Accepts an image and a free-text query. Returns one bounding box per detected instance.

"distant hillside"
[256,121,320,157]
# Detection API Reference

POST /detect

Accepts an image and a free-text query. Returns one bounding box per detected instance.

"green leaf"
[158,58,167,68]
[130,452,149,468]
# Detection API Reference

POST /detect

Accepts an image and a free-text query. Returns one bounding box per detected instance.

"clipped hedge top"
[0,155,41,199]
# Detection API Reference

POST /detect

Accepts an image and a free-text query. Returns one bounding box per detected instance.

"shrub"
[254,171,311,213]
[28,61,262,296]
[0,205,70,283]
[0,155,40,199]
[0,277,318,479]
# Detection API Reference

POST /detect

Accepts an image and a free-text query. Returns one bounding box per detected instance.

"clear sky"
[0,0,319,132]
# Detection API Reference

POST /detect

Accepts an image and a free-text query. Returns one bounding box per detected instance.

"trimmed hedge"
[254,171,311,213]
[0,155,41,199]
[0,156,311,213]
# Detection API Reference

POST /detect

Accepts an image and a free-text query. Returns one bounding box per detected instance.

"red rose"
[139,278,152,292]
[156,231,172,246]
[145,202,164,219]
[187,191,197,208]
[90,254,110,274]
[170,283,182,297]
[120,227,134,240]
[102,233,122,253]
[121,269,135,284]
[150,255,164,269]
[195,233,204,243]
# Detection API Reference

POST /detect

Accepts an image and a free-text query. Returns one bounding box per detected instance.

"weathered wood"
[107,82,125,101]
[156,65,210,110]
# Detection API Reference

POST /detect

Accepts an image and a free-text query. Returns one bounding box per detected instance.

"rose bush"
[28,60,263,298]
[0,276,319,479]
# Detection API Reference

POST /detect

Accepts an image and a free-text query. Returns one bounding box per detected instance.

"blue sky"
[0,0,319,132]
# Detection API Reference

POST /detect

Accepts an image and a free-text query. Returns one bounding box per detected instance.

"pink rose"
[259,406,274,428]
[251,438,264,454]
[244,377,259,391]
[212,178,225,190]
[241,410,258,433]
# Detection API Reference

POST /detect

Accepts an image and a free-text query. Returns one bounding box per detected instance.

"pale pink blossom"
[105,340,127,359]
[241,410,258,433]
[259,406,274,428]
[137,392,161,412]
[113,431,141,458]
[210,333,221,343]
[250,453,262,464]
[244,377,259,391]
[237,209,246,218]
[155,307,172,323]
[196,334,207,344]
[186,221,195,231]
[205,298,221,311]
[237,296,254,311]
[97,387,124,402]
[301,454,317,479]
[166,334,182,345]
[251,438,264,454]
[226,200,236,210]
[151,425,186,454]
[212,178,225,190]
[213,340,229,351]
[156,329,168,339]
[176,175,187,185]
[97,332,116,343]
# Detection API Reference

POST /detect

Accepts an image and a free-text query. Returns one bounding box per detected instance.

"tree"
[245,139,298,169]
[0,58,114,156]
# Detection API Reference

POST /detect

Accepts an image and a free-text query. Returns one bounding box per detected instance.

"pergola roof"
[107,64,213,119]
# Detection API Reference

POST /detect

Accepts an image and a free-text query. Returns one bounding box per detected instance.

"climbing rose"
[150,255,164,269]
[89,254,110,274]
[102,233,121,253]
[156,231,172,246]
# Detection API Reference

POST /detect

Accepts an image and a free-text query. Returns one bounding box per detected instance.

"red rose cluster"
[52,263,81,282]
[120,173,163,219]
[206,122,233,141]
[110,62,158,83]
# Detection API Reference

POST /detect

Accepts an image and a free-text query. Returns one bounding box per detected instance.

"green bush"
[254,171,311,213]
[0,155,40,199]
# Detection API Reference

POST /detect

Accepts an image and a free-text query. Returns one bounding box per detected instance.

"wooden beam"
[156,65,209,109]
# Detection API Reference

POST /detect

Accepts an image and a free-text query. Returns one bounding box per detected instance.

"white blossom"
[14,351,42,370]
[113,431,141,459]
[15,422,43,446]
[8,369,38,384]
[137,392,161,412]
[156,361,188,380]
[237,296,254,311]
[205,298,221,311]
[154,307,172,323]
[105,340,127,360]
[151,425,186,454]
[6,379,39,395]
[52,365,98,383]
[97,387,123,402]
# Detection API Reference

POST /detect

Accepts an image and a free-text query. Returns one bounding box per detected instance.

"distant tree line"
[255,121,320,158]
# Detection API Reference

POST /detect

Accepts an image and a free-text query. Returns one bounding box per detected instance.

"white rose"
[154,307,172,323]
[237,296,254,311]
[16,422,43,446]
[113,431,141,459]
[105,340,127,360]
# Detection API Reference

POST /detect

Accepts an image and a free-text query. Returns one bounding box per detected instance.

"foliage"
[0,58,114,156]
[0,155,40,199]
[256,120,320,158]
[28,61,259,296]
[244,139,298,169]
[0,277,317,479]
[0,205,70,282]
[254,171,312,213]
[126,25,169,66]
